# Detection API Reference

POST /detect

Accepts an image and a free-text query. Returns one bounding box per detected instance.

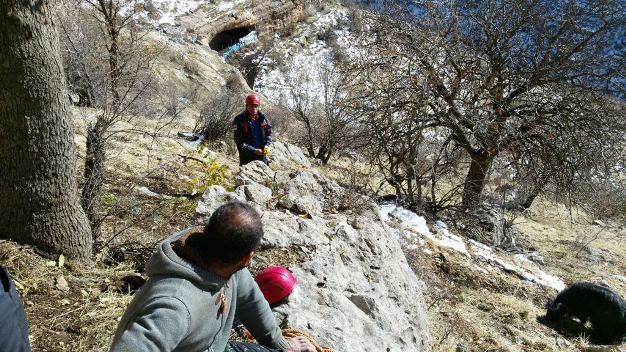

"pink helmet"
[255,266,297,306]
[246,93,261,106]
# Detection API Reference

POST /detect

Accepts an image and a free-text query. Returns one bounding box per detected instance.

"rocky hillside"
[2,1,625,351]
[196,153,431,351]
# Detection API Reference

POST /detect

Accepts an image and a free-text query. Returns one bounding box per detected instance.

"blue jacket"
[233,111,272,153]
[0,266,31,352]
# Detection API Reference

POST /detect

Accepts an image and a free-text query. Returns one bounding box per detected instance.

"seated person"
[110,201,314,352]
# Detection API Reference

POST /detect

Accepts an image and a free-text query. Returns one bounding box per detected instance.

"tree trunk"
[0,0,92,260]
[461,151,494,208]
[519,177,549,210]
[82,118,107,241]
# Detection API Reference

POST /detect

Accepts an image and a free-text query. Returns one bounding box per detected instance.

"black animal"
[544,282,626,344]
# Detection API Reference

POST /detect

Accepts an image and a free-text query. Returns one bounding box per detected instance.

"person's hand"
[286,336,316,352]
[253,148,264,156]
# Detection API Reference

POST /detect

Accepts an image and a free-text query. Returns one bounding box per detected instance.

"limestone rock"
[195,185,245,219]
[279,216,431,351]
[269,141,311,168]
[277,171,325,216]
[56,276,70,292]
[242,183,273,206]
[235,160,275,186]
[195,142,431,351]
[261,210,329,247]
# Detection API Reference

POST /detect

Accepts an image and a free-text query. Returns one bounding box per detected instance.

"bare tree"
[287,65,362,164]
[58,0,158,240]
[0,0,92,260]
[195,87,242,143]
[344,50,464,211]
[352,0,626,208]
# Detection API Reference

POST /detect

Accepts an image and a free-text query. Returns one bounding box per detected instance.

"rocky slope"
[195,146,431,351]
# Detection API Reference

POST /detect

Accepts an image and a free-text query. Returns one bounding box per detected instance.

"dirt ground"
[409,199,626,352]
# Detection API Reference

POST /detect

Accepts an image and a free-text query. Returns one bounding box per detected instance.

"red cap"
[255,266,297,305]
[246,93,261,106]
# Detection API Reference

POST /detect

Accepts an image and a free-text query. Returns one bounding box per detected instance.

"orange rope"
[243,327,334,352]
[281,328,333,352]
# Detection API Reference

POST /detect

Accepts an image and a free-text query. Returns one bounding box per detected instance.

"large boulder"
[269,141,311,169]
[279,216,430,351]
[234,160,276,186]
[195,152,431,351]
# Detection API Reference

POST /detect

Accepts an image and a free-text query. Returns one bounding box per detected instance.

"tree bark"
[518,175,550,210]
[0,0,93,260]
[82,118,107,241]
[461,151,494,209]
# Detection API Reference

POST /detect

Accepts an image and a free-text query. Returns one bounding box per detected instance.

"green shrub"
[185,158,229,196]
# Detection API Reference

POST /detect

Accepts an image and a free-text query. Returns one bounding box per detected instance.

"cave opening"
[209,27,255,51]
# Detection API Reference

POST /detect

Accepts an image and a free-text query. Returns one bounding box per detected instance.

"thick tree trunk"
[461,151,494,209]
[82,118,107,241]
[0,0,92,260]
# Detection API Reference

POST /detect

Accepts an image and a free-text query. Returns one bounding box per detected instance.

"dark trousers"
[239,150,268,166]
[225,341,280,352]
[0,266,31,352]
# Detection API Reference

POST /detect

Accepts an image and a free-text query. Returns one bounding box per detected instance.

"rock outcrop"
[196,154,431,351]
[268,141,311,169]
[175,1,304,47]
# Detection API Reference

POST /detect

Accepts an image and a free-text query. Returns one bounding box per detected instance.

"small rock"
[527,252,545,265]
[56,276,70,292]
[593,219,606,227]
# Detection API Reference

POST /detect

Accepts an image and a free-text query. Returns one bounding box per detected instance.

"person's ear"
[240,251,254,267]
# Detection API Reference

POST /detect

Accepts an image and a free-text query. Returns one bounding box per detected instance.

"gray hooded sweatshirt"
[110,229,289,352]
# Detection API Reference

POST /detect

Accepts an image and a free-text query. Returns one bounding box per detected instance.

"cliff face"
[174,1,304,47]
[196,143,432,352]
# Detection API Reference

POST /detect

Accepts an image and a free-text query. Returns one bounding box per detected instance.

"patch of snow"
[183,134,205,150]
[473,264,489,274]
[216,2,235,11]
[254,9,356,108]
[136,186,172,199]
[119,0,206,27]
[513,253,532,265]
[389,207,431,235]
[380,204,566,292]
[422,225,469,257]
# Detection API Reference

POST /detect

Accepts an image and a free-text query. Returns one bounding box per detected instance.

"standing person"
[233,93,273,166]
[0,266,32,352]
[110,201,315,352]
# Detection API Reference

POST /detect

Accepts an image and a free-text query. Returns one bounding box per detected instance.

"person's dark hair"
[197,201,263,264]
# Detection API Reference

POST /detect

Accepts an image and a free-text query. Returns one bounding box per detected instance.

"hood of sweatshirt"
[144,228,228,290]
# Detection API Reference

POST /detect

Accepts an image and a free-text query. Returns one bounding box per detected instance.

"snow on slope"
[381,203,566,292]
[254,8,355,108]
[124,0,247,26]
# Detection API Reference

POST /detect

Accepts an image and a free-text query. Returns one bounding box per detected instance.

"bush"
[183,58,200,75]
[195,88,241,142]
[185,158,230,196]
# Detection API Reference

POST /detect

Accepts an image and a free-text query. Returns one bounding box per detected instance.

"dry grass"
[1,241,135,351]
[408,198,626,352]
